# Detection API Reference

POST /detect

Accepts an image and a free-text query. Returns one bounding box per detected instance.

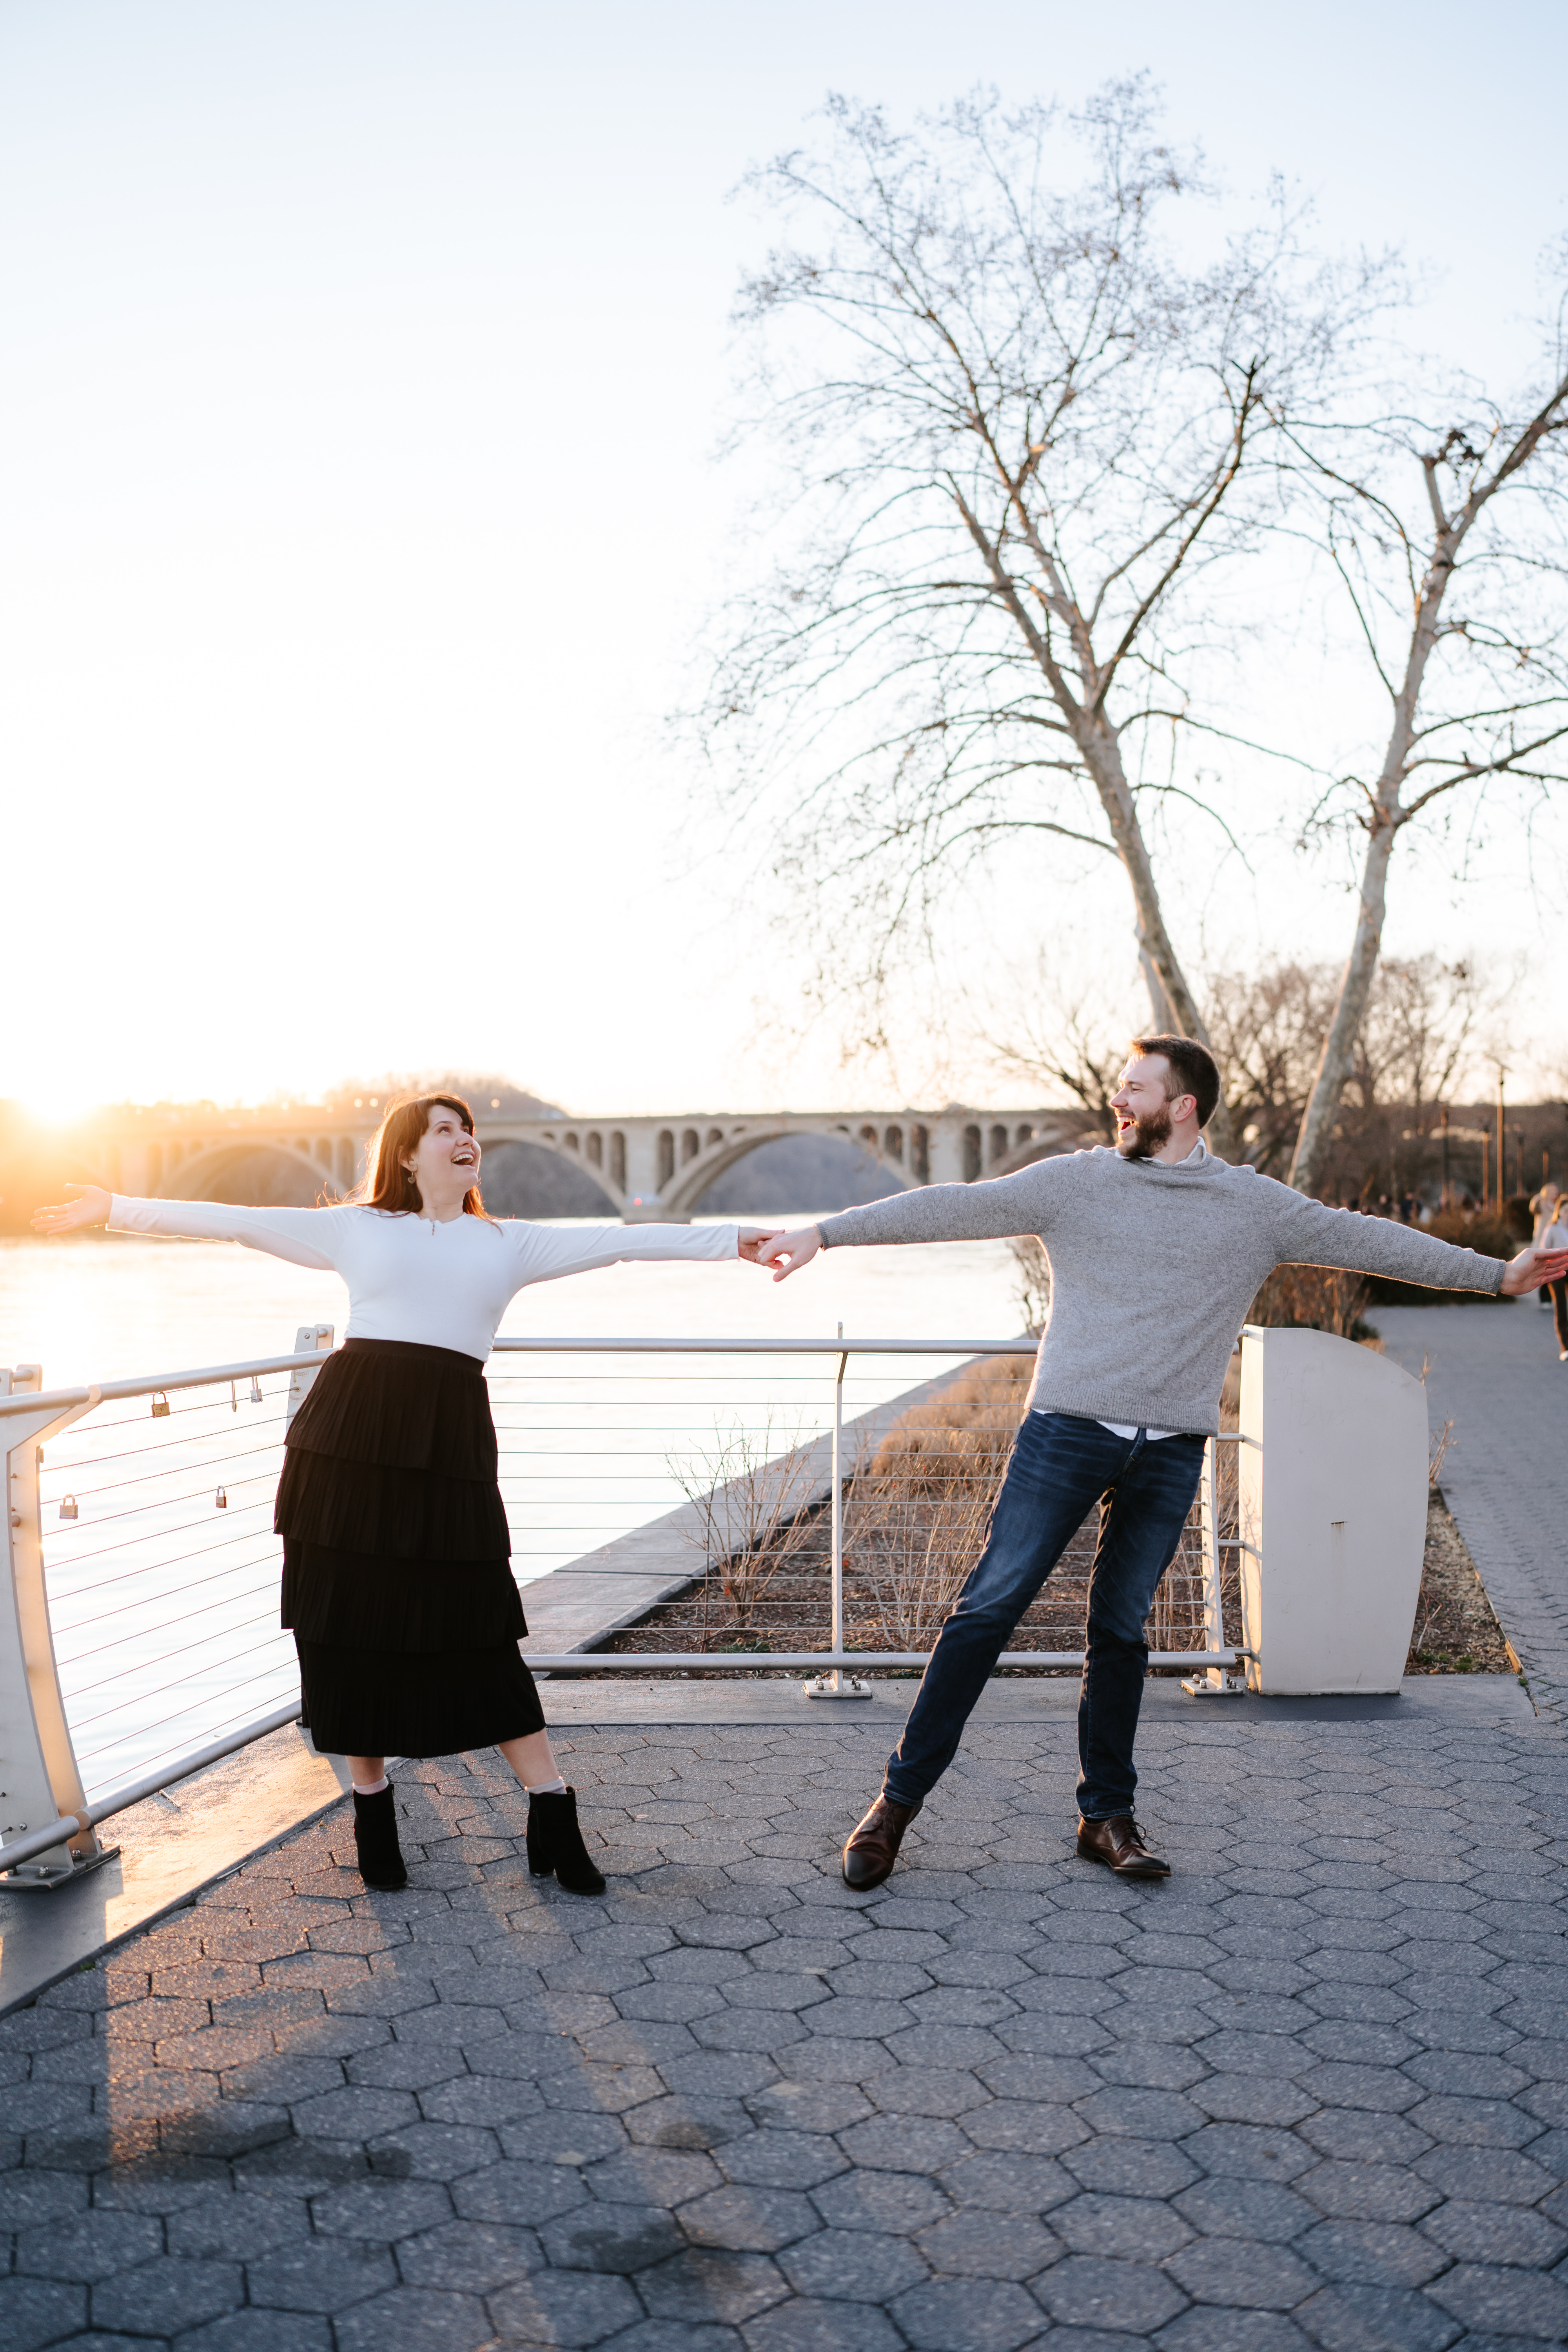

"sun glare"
[19,1088,102,1128]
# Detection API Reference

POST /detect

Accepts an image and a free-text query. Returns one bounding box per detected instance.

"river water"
[2,1220,1028,1801]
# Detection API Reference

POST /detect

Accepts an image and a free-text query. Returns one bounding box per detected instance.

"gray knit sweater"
[818,1147,1504,1436]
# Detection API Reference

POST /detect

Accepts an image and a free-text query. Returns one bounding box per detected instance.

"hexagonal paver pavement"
[5,1682,1568,2350]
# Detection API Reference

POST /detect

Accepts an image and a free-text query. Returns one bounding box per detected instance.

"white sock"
[352,1775,389,1796]
[526,1776,567,1797]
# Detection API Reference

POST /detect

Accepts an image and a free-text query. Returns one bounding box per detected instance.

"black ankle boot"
[526,1787,606,1896]
[352,1783,407,1891]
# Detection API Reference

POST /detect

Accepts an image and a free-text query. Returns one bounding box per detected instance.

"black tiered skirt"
[276,1337,545,1757]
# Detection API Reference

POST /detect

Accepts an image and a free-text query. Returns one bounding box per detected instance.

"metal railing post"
[1,1367,114,1885]
[1182,1433,1245,1696]
[804,1327,870,1700]
[285,1326,335,1428]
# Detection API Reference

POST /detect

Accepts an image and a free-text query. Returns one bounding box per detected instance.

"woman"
[1541,1195,1568,1360]
[34,1094,764,1896]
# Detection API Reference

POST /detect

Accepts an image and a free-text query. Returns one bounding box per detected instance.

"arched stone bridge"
[86,1107,1092,1221]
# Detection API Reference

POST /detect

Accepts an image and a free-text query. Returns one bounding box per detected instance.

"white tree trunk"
[1287,816,1396,1194]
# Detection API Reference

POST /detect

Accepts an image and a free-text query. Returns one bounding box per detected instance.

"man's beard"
[1117,1103,1172,1161]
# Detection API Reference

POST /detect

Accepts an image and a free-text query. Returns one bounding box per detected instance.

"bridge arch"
[151,1139,343,1205]
[658,1120,916,1220]
[476,1136,624,1218]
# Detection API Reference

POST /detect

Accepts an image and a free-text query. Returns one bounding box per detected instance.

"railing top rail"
[0,1349,331,1422]
[488,1337,1037,1357]
[4,1336,1040,1421]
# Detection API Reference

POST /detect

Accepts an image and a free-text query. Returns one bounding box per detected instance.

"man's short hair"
[1128,1033,1221,1129]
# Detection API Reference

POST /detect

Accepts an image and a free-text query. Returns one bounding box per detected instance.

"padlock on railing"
[58,1494,78,1521]
[151,1393,169,1418]
[249,1377,263,1404]
[215,1486,227,1510]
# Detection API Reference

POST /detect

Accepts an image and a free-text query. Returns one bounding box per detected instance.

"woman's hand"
[31,1185,112,1236]
[738,1225,822,1281]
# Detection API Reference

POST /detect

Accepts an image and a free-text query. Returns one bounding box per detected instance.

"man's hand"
[31,1184,112,1236]
[738,1224,823,1281]
[1500,1244,1568,1298]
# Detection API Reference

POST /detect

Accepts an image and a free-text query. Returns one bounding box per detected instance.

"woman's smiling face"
[402,1102,481,1209]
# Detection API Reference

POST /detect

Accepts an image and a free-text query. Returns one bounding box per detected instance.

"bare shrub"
[848,1358,1033,1646]
[1009,1236,1051,1336]
[1246,1263,1374,1338]
[670,1417,823,1641]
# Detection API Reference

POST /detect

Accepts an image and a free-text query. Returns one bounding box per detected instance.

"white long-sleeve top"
[107,1197,741,1362]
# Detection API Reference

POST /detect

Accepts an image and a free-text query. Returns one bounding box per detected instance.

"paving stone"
[180,2314,332,2352]
[741,2297,902,2352]
[331,2283,496,2352]
[1297,2281,1465,2352]
[775,2221,930,2301]
[637,2247,789,2323]
[245,2238,398,2312]
[1414,2145,1557,2204]
[599,2326,743,2352]
[1034,2250,1189,2331]
[717,2131,848,2191]
[13,2208,163,2281]
[1154,2309,1318,2352]
[678,2184,820,2253]
[89,2255,242,2336]
[1296,2163,1441,2223]
[0,2272,89,2352]
[1172,2179,1318,2244]
[1425,2261,1568,2340]
[1165,2238,1321,2310]
[835,2115,971,2174]
[491,2267,644,2343]
[1053,2192,1194,2260]
[395,2216,543,2290]
[889,2274,1051,2351]
[1294,2220,1449,2288]
[915,2206,1062,2279]
[540,2200,688,2272]
[1296,2111,1432,2165]
[1419,2197,1568,2266]
[1180,2125,1316,2185]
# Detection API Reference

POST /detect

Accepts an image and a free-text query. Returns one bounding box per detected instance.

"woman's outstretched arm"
[33,1186,341,1273]
[508,1220,771,1285]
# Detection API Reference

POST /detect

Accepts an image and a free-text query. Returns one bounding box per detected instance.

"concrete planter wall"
[1239,1324,1428,1694]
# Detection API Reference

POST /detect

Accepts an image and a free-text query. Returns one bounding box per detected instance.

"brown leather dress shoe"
[1076,1815,1171,1878]
[842,1793,922,1890]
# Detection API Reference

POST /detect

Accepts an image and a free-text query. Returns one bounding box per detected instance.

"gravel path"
[1375,1299,1568,1720]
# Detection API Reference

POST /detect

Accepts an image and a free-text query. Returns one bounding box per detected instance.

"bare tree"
[1204,953,1494,1185]
[1286,303,1568,1191]
[702,83,1381,1156]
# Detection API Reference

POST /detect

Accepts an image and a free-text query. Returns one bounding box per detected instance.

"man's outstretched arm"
[742,1166,1059,1282]
[1273,1191,1568,1298]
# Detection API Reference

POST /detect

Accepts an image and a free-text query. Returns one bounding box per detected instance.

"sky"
[3,0,1566,1120]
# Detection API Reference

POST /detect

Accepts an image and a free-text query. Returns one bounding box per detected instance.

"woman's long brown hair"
[353,1094,495,1220]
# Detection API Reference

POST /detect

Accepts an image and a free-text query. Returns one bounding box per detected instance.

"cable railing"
[1,1329,1243,1886]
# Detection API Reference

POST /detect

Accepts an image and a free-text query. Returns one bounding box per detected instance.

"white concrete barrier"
[1238,1325,1428,1695]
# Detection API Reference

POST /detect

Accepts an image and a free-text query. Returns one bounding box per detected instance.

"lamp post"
[1495,1068,1507,1211]
[1440,1104,1450,1210]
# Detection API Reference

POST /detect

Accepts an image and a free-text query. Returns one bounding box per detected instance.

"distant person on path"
[744,1037,1568,1886]
[1541,1197,1568,1360]
[1532,1183,1562,1308]
[34,1096,766,1897]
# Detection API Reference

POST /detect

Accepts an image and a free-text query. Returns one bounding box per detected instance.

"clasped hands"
[739,1224,822,1281]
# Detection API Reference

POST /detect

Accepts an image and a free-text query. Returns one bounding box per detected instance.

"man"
[743,1037,1568,1886]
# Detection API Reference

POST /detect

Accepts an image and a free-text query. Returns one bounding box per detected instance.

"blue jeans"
[882,1411,1206,1821]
